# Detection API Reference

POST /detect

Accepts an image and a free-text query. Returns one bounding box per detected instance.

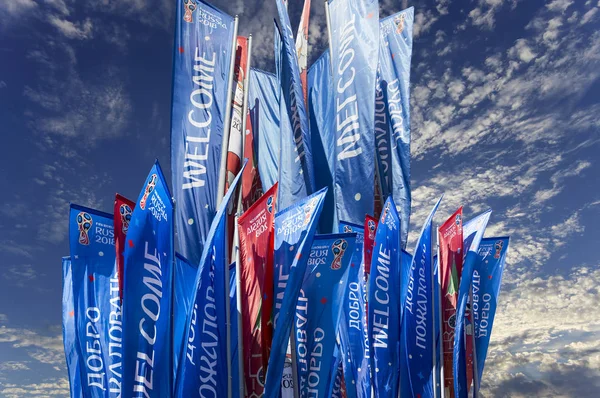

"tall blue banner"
[173,253,197,382]
[399,196,442,398]
[122,161,174,397]
[377,8,414,248]
[68,205,121,398]
[264,188,328,398]
[472,237,509,385]
[62,257,82,398]
[295,233,356,397]
[175,160,246,397]
[275,0,315,209]
[453,210,492,398]
[328,0,378,225]
[249,68,280,192]
[308,50,337,233]
[337,221,370,398]
[368,197,401,397]
[171,0,235,267]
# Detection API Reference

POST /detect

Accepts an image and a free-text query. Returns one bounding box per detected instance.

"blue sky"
[0,0,599,396]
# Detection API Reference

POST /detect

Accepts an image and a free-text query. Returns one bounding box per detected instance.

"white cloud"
[0,0,37,16]
[509,39,537,63]
[0,379,70,397]
[546,0,574,12]
[48,16,93,39]
[581,7,598,24]
[0,361,31,371]
[3,264,38,287]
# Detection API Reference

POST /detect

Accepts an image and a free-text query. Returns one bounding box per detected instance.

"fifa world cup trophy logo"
[77,212,93,245]
[267,196,274,213]
[494,240,504,259]
[343,225,353,233]
[367,219,376,239]
[140,174,158,210]
[394,14,405,34]
[303,198,318,226]
[331,239,348,270]
[381,202,391,223]
[183,0,197,23]
[120,204,133,234]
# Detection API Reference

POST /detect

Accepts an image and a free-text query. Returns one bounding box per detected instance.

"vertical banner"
[61,257,82,398]
[68,205,121,398]
[363,215,378,278]
[472,237,509,385]
[295,233,356,397]
[238,183,279,396]
[328,0,379,225]
[173,253,198,381]
[376,8,414,249]
[249,68,281,192]
[230,262,240,398]
[295,0,311,106]
[453,210,492,398]
[337,221,370,398]
[399,196,443,398]
[368,198,401,397]
[176,161,246,396]
[171,0,235,266]
[274,2,316,209]
[242,110,264,210]
[439,207,464,398]
[263,188,328,398]
[122,161,174,397]
[114,194,134,301]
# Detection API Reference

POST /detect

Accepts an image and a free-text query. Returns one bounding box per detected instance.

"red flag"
[114,194,135,301]
[241,110,263,211]
[363,215,378,278]
[295,0,311,107]
[439,207,464,398]
[238,183,278,395]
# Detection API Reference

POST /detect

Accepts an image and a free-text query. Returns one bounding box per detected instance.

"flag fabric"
[328,348,346,398]
[453,210,492,398]
[242,109,264,210]
[263,187,328,398]
[68,204,121,397]
[61,257,83,398]
[295,0,311,107]
[368,197,401,397]
[114,194,134,301]
[433,255,442,398]
[328,0,379,225]
[230,262,240,398]
[363,215,378,278]
[238,183,279,396]
[472,237,509,384]
[439,207,464,398]
[176,160,247,396]
[121,161,174,397]
[173,253,198,382]
[376,8,414,249]
[399,195,443,398]
[308,50,337,233]
[337,221,370,398]
[295,233,356,397]
[171,0,236,266]
[249,68,280,192]
[275,0,315,203]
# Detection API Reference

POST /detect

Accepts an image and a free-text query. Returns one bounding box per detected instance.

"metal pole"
[469,287,480,398]
[324,0,334,76]
[217,16,239,208]
[225,216,233,398]
[432,223,438,398]
[437,228,446,398]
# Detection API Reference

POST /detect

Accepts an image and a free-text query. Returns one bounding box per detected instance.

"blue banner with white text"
[263,187,328,398]
[295,233,356,397]
[68,205,121,398]
[62,257,83,398]
[171,0,235,266]
[173,253,197,382]
[399,196,442,398]
[122,161,174,397]
[377,8,414,249]
[328,0,379,225]
[453,210,492,398]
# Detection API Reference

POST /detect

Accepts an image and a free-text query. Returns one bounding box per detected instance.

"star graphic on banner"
[296,253,302,260]
[128,240,134,248]
[351,263,355,267]
[320,297,327,304]
[417,395,422,398]
[418,372,425,380]
[178,46,184,53]
[88,275,94,282]
[489,275,493,279]
[69,311,74,317]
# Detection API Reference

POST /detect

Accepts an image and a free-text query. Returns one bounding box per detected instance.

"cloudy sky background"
[0,0,599,396]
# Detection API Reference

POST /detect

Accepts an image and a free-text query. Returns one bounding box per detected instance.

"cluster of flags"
[62,1,511,397]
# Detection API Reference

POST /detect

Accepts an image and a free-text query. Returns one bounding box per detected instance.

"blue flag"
[337,221,370,398]
[171,0,235,266]
[249,68,280,192]
[275,0,315,209]
[377,8,414,249]
[453,210,492,398]
[308,50,337,233]
[68,205,121,398]
[328,0,378,225]
[295,233,356,397]
[328,348,345,398]
[230,262,240,398]
[176,160,247,397]
[472,237,509,385]
[263,188,328,398]
[433,255,442,398]
[62,257,83,398]
[173,253,197,382]
[368,197,401,397]
[399,196,442,398]
[122,161,174,397]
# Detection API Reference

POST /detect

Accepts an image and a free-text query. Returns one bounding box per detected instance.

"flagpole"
[324,0,334,75]
[217,16,239,209]
[432,222,438,398]
[469,286,480,398]
[437,228,446,398]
